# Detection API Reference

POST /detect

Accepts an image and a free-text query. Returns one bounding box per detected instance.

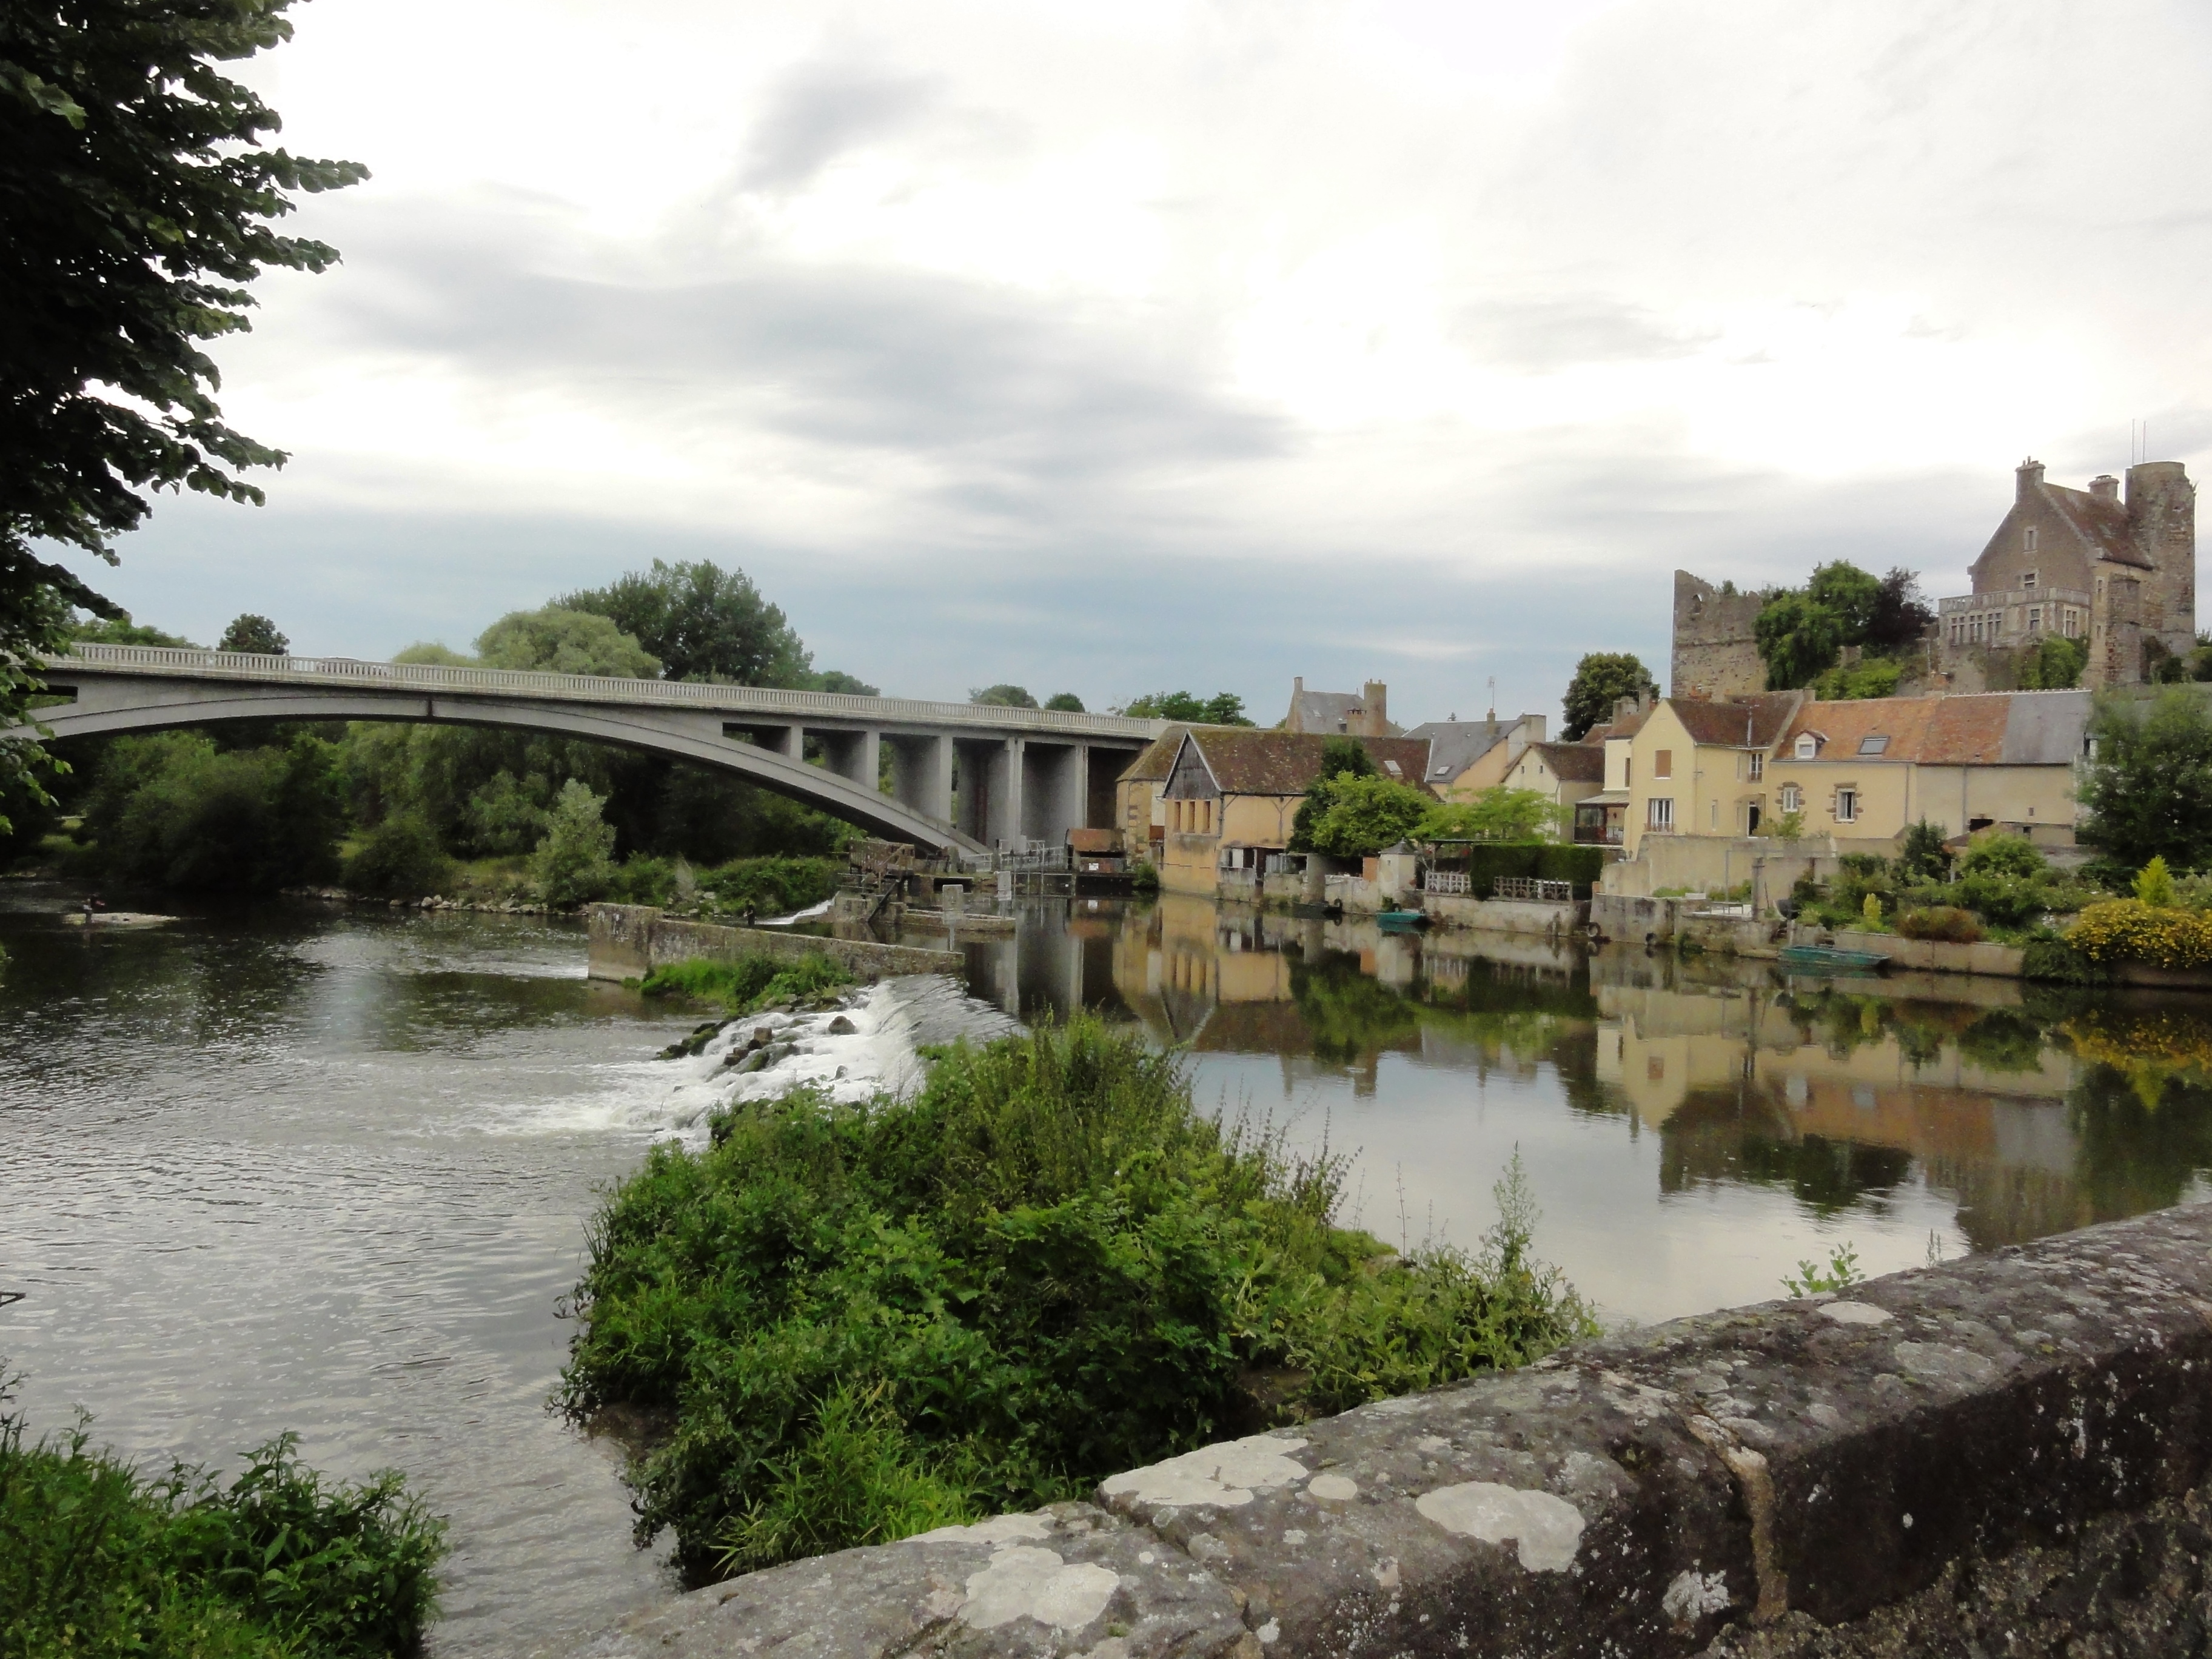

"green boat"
[1778,943,1888,974]
[1376,909,1429,931]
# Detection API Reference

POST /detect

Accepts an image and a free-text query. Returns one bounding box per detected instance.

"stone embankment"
[562,1203,2212,1658]
[286,884,559,915]
[586,903,960,984]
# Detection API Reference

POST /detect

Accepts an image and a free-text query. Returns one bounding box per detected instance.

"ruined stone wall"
[1672,572,1769,700]
[560,1202,2212,1659]
[2129,461,2197,661]
[584,903,960,982]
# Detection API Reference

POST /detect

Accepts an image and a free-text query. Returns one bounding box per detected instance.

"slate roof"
[1290,687,1372,732]
[1664,692,1804,749]
[1403,717,1539,785]
[2043,481,2148,569]
[1174,730,1435,797]
[1522,742,1605,784]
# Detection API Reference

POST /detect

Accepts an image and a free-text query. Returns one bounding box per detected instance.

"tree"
[1123,691,1253,726]
[2076,689,2212,874]
[1753,589,1845,690]
[534,778,618,907]
[1803,562,1882,644]
[1417,788,1560,842]
[1866,568,1936,655]
[2018,634,2086,691]
[970,684,1037,708]
[1560,653,1657,742]
[1044,692,1085,712]
[811,669,878,696]
[1897,820,1951,882]
[1289,739,1383,852]
[69,609,197,648]
[475,608,660,677]
[77,728,340,892]
[218,613,287,655]
[2,0,364,823]
[561,560,809,686]
[1301,774,1433,858]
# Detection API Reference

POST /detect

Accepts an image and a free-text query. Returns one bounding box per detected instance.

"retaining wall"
[585,904,960,982]
[565,1202,2212,1659]
[1422,894,1589,936]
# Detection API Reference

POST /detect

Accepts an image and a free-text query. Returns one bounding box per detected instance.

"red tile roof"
[1524,742,1605,783]
[1179,730,1435,797]
[1664,692,1804,749]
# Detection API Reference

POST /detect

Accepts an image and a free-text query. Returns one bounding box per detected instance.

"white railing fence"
[1493,876,1575,903]
[1424,870,1472,895]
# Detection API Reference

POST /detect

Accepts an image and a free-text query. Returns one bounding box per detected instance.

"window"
[1857,734,1889,756]
[1749,752,1764,780]
[1654,749,1673,779]
[2024,526,2038,553]
[2022,569,2037,589]
[2063,607,2083,637]
[1949,617,1964,645]
[1835,787,1858,823]
[1794,734,1819,760]
[1624,758,1632,786]
[2028,606,2042,632]
[1780,783,1803,813]
[1647,797,1674,830]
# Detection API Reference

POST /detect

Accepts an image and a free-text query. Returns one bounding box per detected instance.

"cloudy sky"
[65,0,2212,723]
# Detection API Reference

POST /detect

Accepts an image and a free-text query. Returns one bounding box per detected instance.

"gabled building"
[1497,741,1609,841]
[1112,725,1191,866]
[1152,729,1433,896]
[1617,693,1806,853]
[1404,714,1548,799]
[1283,677,1396,736]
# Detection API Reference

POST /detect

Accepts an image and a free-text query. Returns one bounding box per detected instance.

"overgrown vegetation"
[1560,652,1657,742]
[559,1018,1594,1583]
[1752,563,1934,692]
[2076,688,2212,877]
[0,1385,443,1658]
[1795,833,2095,937]
[75,731,343,893]
[638,950,856,1012]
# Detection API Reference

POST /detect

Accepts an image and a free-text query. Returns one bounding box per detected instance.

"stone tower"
[2127,460,2196,664]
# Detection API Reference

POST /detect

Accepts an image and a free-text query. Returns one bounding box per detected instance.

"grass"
[559,1015,1595,1585]
[638,951,856,1014]
[0,1385,444,1658]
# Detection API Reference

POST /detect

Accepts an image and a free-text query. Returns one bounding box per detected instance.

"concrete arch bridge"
[18,645,1164,856]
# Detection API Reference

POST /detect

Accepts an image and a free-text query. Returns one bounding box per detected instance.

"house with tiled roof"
[1111,725,1191,864]
[1403,713,1547,797]
[1497,741,1609,840]
[1150,728,1433,896]
[1936,458,2193,689]
[1615,692,1806,853]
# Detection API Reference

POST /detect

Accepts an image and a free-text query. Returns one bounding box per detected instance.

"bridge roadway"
[16,645,1166,856]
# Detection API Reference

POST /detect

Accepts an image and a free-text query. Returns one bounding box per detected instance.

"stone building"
[1669,573,1768,701]
[1282,677,1396,736]
[1934,458,2195,689]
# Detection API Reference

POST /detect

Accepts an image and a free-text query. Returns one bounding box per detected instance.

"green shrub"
[697,856,842,916]
[2135,856,2177,908]
[1897,820,1952,882]
[1960,833,2045,880]
[2020,927,2108,984]
[534,778,617,908]
[344,815,454,899]
[1438,843,1607,899]
[1896,906,1983,943]
[560,1019,1593,1583]
[608,855,679,906]
[639,950,855,1011]
[1131,860,1161,894]
[0,1390,443,1658]
[77,732,343,894]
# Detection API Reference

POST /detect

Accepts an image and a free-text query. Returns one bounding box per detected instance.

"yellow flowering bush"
[2066,899,2212,968]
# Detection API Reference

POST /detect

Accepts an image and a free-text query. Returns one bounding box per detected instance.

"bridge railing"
[45,644,1164,741]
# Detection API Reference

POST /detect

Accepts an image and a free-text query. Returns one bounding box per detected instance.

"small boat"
[1376,909,1429,931]
[1778,943,1888,974]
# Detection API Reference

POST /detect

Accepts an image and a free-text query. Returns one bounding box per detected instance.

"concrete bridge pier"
[1018,742,1087,845]
[722,721,803,761]
[886,734,953,822]
[817,728,879,792]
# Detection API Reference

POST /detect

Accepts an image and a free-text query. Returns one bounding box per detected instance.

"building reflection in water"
[933,897,2212,1322]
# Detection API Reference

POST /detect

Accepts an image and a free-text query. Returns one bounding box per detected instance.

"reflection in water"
[935,896,2212,1323]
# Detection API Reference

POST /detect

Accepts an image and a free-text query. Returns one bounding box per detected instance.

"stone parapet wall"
[563,1203,2212,1659]
[585,904,960,983]
[1422,894,1589,936]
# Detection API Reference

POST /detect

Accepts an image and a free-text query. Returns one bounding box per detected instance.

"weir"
[564,1202,2212,1658]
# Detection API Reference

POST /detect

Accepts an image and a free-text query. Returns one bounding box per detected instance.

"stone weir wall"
[563,1204,2212,1659]
[585,904,960,983]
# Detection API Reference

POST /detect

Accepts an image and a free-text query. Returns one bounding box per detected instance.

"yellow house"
[1113,725,1190,868]
[1153,729,1435,897]
[1763,691,2091,846]
[1405,714,1547,800]
[1619,694,1806,855]
[1496,741,1609,840]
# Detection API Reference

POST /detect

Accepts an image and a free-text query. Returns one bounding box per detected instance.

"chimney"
[1614,695,1636,724]
[2017,457,2046,498]
[2090,474,2120,503]
[1637,688,1654,716]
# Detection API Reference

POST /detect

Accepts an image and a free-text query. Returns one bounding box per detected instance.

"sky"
[58,0,2212,725]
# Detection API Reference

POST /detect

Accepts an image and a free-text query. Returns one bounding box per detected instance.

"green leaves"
[2078,689,2212,876]
[1560,651,1655,741]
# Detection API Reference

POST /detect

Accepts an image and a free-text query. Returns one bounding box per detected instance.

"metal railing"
[43,643,1164,740]
[1493,876,1575,903]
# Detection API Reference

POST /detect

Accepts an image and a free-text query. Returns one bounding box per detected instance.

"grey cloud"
[740,64,940,190]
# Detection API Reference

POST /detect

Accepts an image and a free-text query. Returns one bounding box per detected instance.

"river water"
[4,883,2210,1653]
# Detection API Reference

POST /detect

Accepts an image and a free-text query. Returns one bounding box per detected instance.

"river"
[4,883,2210,1653]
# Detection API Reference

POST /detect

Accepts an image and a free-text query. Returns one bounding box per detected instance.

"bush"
[1960,832,2045,880]
[534,778,617,908]
[2066,899,2212,968]
[697,856,842,917]
[1441,842,1607,899]
[1897,906,1983,943]
[1,1390,443,1658]
[78,732,343,894]
[560,1019,1593,1583]
[2135,856,2177,908]
[1897,820,1952,882]
[638,950,855,1012]
[343,815,453,899]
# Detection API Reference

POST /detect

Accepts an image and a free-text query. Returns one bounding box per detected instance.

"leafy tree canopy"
[217,612,287,654]
[392,642,473,667]
[475,607,661,678]
[811,669,878,696]
[1560,653,1656,742]
[1301,774,1433,859]
[69,609,198,648]
[1418,788,1561,843]
[561,560,809,686]
[1755,563,1934,689]
[2,0,364,822]
[1121,691,1253,726]
[2018,633,2086,691]
[2077,689,2212,874]
[1043,692,1085,712]
[970,683,1037,708]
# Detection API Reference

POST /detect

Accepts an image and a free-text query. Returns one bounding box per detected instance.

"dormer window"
[2024,526,2038,554]
[1794,734,1820,760]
